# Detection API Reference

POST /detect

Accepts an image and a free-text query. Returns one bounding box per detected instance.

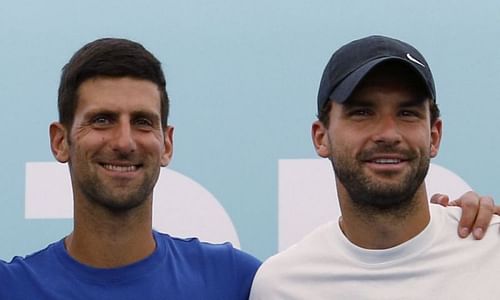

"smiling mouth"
[101,163,140,172]
[372,158,403,164]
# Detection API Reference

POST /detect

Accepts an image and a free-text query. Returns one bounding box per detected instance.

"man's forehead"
[76,77,161,108]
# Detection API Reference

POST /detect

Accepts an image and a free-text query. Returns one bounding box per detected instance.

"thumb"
[430,193,451,206]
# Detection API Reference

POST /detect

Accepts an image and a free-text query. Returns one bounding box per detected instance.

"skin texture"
[49,77,173,267]
[312,63,442,249]
[430,192,496,239]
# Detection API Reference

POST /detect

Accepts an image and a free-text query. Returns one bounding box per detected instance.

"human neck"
[66,199,155,268]
[337,186,430,249]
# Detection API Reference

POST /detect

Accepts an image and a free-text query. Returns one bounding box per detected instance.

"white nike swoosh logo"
[406,53,426,68]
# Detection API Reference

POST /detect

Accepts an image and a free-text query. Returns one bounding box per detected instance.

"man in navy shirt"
[0,38,260,300]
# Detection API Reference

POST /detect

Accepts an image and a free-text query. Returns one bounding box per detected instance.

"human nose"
[111,121,137,154]
[371,115,402,145]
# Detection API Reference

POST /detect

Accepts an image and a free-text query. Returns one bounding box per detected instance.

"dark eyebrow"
[82,109,161,125]
[344,97,428,108]
[131,110,161,121]
[399,97,429,108]
[342,98,374,108]
[83,109,118,120]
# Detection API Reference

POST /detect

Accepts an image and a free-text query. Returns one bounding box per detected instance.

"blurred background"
[1,0,499,261]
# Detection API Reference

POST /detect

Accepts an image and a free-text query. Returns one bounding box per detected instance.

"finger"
[471,196,495,240]
[494,204,500,216]
[430,193,449,206]
[456,191,480,238]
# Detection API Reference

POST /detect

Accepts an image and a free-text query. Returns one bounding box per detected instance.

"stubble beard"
[74,161,160,214]
[81,173,157,214]
[330,144,430,218]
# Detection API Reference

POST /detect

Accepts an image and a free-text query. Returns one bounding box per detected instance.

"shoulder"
[430,204,461,220]
[430,204,500,230]
[1,240,60,272]
[250,221,335,298]
[155,231,261,300]
[0,240,62,296]
[261,220,335,267]
[429,204,500,249]
[155,231,261,273]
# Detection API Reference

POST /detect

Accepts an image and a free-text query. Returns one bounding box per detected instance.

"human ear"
[312,120,331,158]
[49,122,70,163]
[160,126,174,167]
[430,119,442,158]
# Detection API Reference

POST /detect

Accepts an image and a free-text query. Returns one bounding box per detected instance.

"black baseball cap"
[317,35,436,113]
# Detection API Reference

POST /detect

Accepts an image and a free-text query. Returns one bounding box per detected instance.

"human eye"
[400,110,417,117]
[347,108,373,119]
[134,117,154,129]
[353,109,371,116]
[399,109,422,120]
[91,114,113,127]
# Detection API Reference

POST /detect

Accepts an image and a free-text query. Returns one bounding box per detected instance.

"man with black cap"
[249,35,500,299]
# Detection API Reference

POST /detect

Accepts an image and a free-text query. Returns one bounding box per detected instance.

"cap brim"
[329,57,432,103]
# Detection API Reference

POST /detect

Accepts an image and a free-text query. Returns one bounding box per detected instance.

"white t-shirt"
[250,205,500,300]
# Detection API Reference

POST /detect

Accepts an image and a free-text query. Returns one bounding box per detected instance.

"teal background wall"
[1,0,499,261]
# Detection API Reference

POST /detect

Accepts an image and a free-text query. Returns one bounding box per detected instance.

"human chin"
[334,156,428,211]
[352,179,417,210]
[87,183,150,212]
[81,172,154,212]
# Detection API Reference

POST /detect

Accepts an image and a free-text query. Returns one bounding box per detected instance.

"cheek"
[70,134,108,157]
[408,130,433,153]
[328,132,361,156]
[139,136,165,155]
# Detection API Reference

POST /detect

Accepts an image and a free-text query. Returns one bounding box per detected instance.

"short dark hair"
[58,38,169,128]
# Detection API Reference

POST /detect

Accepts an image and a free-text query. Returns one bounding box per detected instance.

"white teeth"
[103,164,137,172]
[374,159,401,164]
